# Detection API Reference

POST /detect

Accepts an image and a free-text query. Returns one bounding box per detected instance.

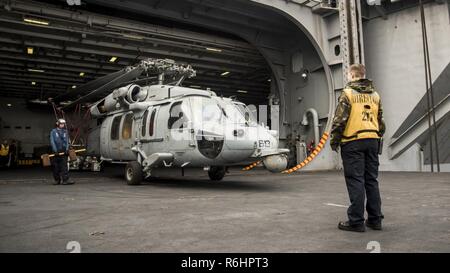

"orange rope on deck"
[242,160,262,171]
[282,132,330,174]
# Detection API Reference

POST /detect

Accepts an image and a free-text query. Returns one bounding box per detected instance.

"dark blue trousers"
[51,155,69,183]
[341,138,383,226]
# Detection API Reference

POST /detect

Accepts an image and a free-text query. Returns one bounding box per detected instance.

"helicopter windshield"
[226,102,257,125]
[189,97,257,135]
[189,97,225,135]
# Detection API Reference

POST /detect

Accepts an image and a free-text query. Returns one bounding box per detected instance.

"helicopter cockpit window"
[141,110,148,137]
[219,102,257,125]
[111,115,121,140]
[122,113,133,140]
[235,103,257,124]
[168,101,188,129]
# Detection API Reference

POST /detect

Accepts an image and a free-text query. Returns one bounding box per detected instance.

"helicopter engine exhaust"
[263,154,288,173]
[113,84,146,103]
[90,84,147,117]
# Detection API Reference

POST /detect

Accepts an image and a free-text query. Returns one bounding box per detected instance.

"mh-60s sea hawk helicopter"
[59,58,289,185]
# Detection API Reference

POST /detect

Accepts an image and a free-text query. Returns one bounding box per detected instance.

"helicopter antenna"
[175,75,186,86]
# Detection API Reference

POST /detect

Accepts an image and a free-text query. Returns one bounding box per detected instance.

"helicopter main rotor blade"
[54,69,129,103]
[57,58,196,109]
[60,67,145,109]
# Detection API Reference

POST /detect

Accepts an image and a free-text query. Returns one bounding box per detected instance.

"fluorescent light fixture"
[79,72,85,77]
[190,85,201,88]
[72,85,77,89]
[220,71,230,76]
[27,47,34,55]
[28,68,45,73]
[7,104,12,107]
[23,17,49,26]
[206,47,222,53]
[109,56,118,62]
[237,90,248,93]
[31,81,36,85]
[267,79,271,82]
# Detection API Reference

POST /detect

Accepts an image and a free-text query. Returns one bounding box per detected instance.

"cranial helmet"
[56,119,66,125]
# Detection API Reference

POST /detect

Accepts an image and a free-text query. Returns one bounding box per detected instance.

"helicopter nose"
[196,130,225,160]
[219,127,257,162]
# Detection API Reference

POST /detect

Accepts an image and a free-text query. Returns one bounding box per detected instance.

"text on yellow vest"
[342,88,381,143]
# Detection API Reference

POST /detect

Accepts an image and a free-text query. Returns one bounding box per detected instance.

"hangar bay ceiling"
[0,0,272,105]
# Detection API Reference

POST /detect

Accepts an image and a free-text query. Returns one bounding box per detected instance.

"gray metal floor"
[0,166,449,253]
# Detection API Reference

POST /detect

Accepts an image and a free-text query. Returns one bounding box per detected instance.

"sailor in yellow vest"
[0,139,10,168]
[330,64,386,232]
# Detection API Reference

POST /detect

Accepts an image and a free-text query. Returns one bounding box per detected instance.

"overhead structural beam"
[0,65,105,78]
[339,0,365,85]
[0,49,253,75]
[189,6,291,35]
[0,52,122,71]
[0,0,256,52]
[0,25,265,70]
[0,59,112,75]
[0,81,67,90]
[186,0,294,28]
[0,81,66,90]
[0,86,66,94]
[0,71,92,83]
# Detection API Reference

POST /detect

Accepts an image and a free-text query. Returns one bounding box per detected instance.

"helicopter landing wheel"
[208,166,226,181]
[125,161,143,185]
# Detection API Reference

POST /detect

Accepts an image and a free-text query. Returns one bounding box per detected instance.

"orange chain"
[242,160,262,171]
[282,132,329,174]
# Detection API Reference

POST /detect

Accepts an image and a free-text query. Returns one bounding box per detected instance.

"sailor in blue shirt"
[50,119,73,185]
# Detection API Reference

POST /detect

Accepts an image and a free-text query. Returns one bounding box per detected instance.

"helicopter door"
[109,114,122,160]
[141,106,162,142]
[120,112,135,160]
[167,100,194,151]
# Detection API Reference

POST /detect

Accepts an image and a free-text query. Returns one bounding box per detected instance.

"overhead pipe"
[301,108,320,146]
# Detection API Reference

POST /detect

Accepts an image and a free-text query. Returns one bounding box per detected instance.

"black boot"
[365,220,382,230]
[52,180,61,185]
[338,221,365,232]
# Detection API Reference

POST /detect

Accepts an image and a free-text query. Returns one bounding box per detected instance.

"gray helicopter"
[60,58,289,185]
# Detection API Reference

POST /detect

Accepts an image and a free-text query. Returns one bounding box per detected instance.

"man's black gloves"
[331,142,339,152]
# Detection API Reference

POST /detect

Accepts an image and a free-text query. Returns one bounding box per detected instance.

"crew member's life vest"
[0,144,9,156]
[341,88,381,143]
